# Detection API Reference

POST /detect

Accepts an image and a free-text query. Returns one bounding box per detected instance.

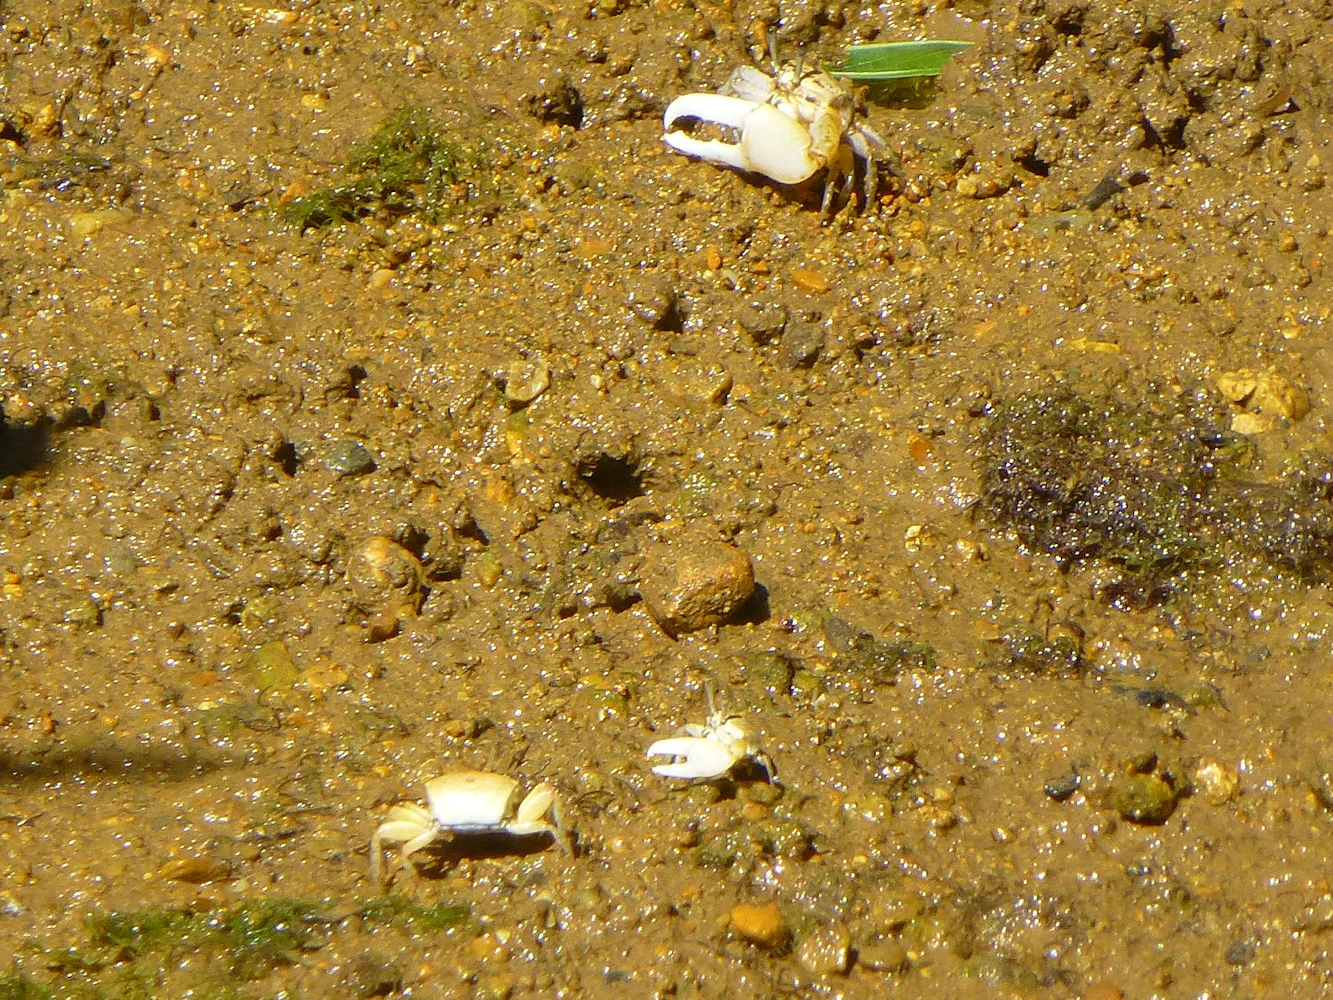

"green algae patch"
[978,388,1220,585]
[822,613,937,679]
[19,896,474,998]
[357,894,474,933]
[285,105,491,228]
[0,148,112,196]
[977,386,1333,607]
[88,899,323,979]
[25,900,325,998]
[0,970,53,1000]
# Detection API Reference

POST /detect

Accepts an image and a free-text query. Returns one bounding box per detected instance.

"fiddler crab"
[663,51,885,219]
[369,769,572,882]
[647,706,775,783]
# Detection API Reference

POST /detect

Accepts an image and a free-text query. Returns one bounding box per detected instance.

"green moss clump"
[994,624,1083,676]
[978,386,1333,606]
[979,388,1220,584]
[1231,474,1333,579]
[822,613,936,679]
[0,970,53,1000]
[19,896,476,998]
[88,899,321,979]
[284,105,489,228]
[358,895,473,933]
[0,149,112,195]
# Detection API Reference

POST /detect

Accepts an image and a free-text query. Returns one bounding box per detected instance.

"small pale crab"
[647,695,775,782]
[369,769,572,882]
[663,49,885,220]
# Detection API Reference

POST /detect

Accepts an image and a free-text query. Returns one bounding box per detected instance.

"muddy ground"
[2,0,1333,996]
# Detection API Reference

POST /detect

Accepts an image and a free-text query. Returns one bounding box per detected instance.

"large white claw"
[663,95,821,186]
[647,736,741,781]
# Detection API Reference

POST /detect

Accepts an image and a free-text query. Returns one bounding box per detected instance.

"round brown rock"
[347,536,424,618]
[796,922,852,975]
[1109,772,1178,825]
[729,902,791,949]
[639,540,755,635]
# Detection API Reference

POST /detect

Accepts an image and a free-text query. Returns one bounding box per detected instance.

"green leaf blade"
[827,40,973,81]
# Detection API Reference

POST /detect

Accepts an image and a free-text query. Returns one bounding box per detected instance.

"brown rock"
[639,540,755,635]
[1253,372,1310,421]
[1230,411,1277,436]
[346,536,424,618]
[729,902,791,949]
[157,856,234,885]
[796,922,851,975]
[1217,368,1311,428]
[856,937,908,972]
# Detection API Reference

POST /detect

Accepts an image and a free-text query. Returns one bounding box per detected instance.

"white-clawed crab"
[369,769,571,882]
[663,52,885,219]
[647,692,775,782]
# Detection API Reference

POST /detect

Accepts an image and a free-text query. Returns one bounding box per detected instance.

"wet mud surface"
[2,0,1333,996]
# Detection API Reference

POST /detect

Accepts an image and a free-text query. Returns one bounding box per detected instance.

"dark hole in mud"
[1019,152,1051,177]
[339,364,367,400]
[579,454,645,504]
[731,581,772,627]
[272,440,299,476]
[0,411,49,477]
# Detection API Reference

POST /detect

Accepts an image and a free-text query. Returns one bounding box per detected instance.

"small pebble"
[346,536,424,618]
[796,922,851,975]
[1219,369,1310,434]
[737,300,788,344]
[157,856,233,885]
[504,359,551,406]
[1043,771,1080,802]
[347,952,404,998]
[638,539,755,635]
[1252,372,1310,421]
[627,276,678,328]
[1231,411,1277,435]
[1225,938,1257,966]
[729,902,791,949]
[781,321,823,368]
[856,937,907,972]
[955,167,1014,199]
[790,267,830,294]
[523,74,583,127]
[1110,771,1178,824]
[1194,758,1239,805]
[323,440,376,476]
